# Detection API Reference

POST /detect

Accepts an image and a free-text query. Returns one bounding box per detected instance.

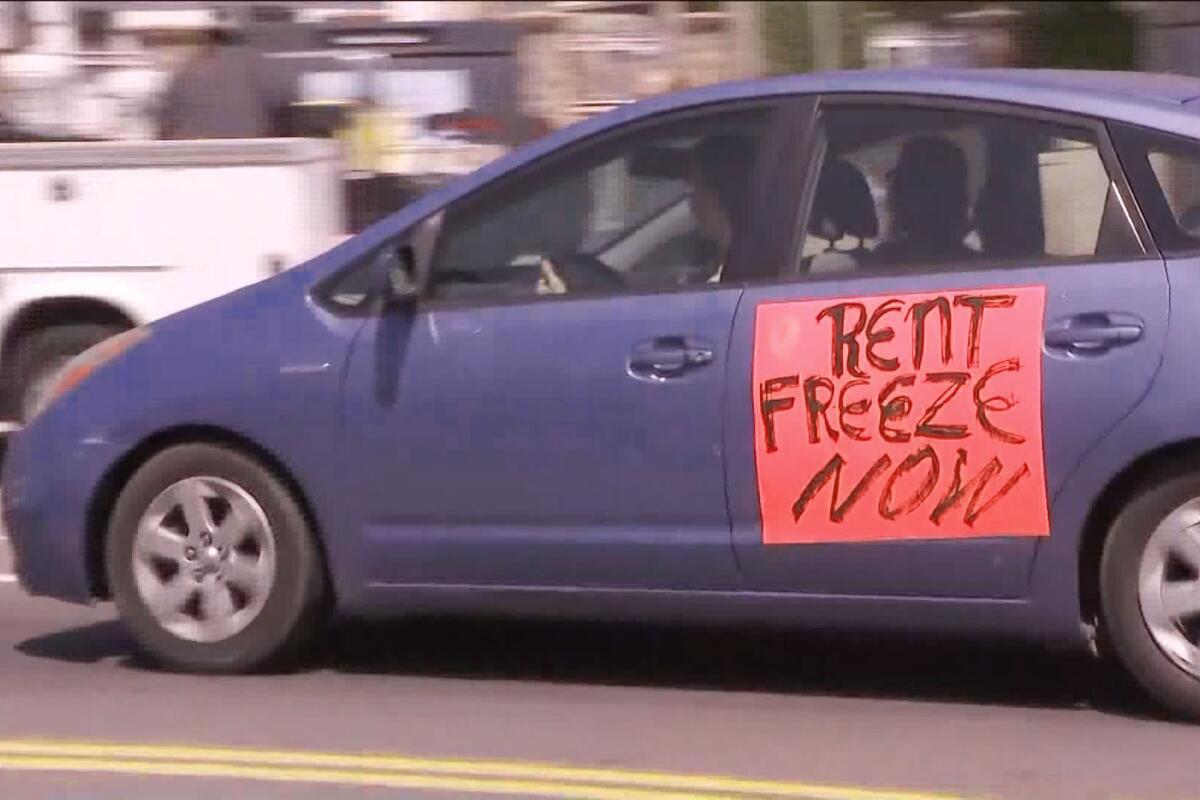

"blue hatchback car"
[9,68,1200,718]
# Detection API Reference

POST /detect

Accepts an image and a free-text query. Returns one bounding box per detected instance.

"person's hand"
[534,253,624,295]
[536,257,568,295]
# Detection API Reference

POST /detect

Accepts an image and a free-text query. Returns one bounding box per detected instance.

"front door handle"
[628,336,715,380]
[1045,314,1143,354]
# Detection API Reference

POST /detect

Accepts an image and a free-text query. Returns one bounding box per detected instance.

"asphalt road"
[3,575,1200,800]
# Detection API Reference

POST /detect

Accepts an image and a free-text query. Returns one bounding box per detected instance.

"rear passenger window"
[797,104,1142,278]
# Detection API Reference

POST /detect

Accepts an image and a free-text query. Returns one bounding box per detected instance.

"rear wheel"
[1100,470,1200,719]
[106,444,327,673]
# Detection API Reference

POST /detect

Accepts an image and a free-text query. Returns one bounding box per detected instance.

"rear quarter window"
[1112,124,1200,254]
[1148,149,1200,239]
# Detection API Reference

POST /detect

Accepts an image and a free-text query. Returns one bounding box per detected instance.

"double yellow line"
[0,739,969,800]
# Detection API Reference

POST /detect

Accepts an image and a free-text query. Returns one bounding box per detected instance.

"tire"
[106,444,327,674]
[9,323,124,422]
[1100,469,1200,720]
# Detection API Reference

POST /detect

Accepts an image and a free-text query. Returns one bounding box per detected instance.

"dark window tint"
[430,108,770,302]
[797,105,1142,278]
[1111,124,1200,254]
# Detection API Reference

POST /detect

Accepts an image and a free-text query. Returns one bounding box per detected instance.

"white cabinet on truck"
[0,137,345,422]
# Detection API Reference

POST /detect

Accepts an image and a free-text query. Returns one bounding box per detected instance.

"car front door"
[727,96,1169,598]
[339,101,789,590]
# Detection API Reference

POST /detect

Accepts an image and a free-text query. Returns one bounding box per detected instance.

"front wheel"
[106,444,327,673]
[1100,470,1200,719]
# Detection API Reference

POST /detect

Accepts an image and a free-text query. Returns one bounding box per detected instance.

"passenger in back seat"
[973,135,1046,260]
[871,136,978,268]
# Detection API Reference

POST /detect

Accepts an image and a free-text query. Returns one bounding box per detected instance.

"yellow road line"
[0,739,969,800]
[0,754,735,800]
[0,754,964,800]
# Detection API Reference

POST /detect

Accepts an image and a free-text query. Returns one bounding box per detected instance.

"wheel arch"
[1078,438,1200,626]
[85,425,333,606]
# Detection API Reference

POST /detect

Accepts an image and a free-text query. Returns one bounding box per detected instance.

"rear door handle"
[628,336,714,381]
[1044,314,1143,353]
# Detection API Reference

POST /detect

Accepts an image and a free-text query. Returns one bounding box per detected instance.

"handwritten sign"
[752,286,1049,545]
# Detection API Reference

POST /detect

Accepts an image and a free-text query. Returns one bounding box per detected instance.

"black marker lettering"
[866,299,903,372]
[930,448,1031,526]
[915,371,970,440]
[793,453,893,524]
[907,297,953,369]
[838,378,872,441]
[878,374,916,443]
[974,357,1025,444]
[817,302,868,378]
[803,376,839,444]
[954,294,1016,368]
[878,445,941,520]
[758,375,799,453]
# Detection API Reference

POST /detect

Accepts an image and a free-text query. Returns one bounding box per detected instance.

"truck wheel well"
[1,299,136,411]
[1078,440,1200,627]
[2,298,136,364]
[85,425,332,606]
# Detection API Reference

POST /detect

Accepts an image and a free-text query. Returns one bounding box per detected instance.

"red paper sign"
[752,286,1049,545]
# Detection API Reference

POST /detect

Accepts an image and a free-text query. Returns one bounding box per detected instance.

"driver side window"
[429,107,771,302]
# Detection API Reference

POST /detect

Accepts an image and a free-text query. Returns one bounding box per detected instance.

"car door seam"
[722,286,747,578]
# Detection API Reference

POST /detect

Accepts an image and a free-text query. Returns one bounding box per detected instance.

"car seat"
[803,158,879,275]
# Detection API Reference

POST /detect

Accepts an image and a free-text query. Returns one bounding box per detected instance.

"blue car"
[9,68,1200,718]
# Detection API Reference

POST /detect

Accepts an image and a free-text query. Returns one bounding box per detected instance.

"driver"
[687,134,757,283]
[536,132,757,294]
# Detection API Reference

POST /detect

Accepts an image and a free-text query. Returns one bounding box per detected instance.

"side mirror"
[369,211,444,306]
[374,244,420,305]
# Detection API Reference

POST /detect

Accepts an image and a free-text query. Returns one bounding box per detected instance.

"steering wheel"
[540,253,625,293]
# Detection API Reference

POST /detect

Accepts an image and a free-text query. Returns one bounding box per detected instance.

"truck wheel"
[106,444,328,674]
[1100,469,1200,720]
[10,323,123,421]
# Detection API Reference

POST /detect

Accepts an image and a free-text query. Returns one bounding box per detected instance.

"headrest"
[809,158,878,242]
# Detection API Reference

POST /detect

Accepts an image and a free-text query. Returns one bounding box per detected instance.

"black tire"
[106,444,327,674]
[9,323,124,422]
[1100,469,1200,720]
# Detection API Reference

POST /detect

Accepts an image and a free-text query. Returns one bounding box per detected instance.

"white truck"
[0,136,345,423]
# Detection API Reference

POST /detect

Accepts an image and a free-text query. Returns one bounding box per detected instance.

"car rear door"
[726,95,1169,598]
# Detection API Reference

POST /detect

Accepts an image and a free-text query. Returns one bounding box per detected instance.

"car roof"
[510,69,1200,179]
[665,68,1200,126]
[477,68,1200,194]
[936,68,1200,105]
